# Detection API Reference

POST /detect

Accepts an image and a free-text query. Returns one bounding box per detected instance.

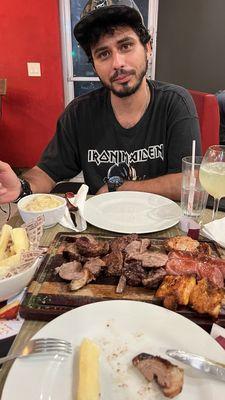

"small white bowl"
[18,194,66,228]
[0,257,41,302]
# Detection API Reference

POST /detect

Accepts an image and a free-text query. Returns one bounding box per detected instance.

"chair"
[189,89,220,154]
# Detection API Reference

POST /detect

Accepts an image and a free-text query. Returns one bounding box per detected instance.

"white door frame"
[59,0,159,106]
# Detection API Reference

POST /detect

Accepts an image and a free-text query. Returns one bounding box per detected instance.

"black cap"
[74,0,144,46]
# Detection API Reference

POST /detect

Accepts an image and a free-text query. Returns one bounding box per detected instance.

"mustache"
[110,68,135,82]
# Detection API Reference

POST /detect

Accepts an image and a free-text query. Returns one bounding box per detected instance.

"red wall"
[0,0,64,167]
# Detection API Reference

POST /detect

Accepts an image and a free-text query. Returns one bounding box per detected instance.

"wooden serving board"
[20,232,225,332]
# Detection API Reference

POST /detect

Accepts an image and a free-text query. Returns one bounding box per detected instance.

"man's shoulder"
[150,80,191,99]
[66,86,107,112]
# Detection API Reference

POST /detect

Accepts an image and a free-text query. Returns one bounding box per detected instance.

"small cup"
[180,156,208,224]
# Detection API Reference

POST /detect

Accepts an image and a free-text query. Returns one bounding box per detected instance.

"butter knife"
[166,350,225,382]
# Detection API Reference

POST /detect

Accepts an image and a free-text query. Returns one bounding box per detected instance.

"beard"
[98,55,148,98]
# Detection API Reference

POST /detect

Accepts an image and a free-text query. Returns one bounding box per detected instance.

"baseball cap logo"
[94,0,109,9]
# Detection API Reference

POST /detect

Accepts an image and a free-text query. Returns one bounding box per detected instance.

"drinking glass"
[199,145,225,220]
[181,156,208,224]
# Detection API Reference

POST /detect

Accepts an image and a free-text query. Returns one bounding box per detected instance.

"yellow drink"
[199,162,225,198]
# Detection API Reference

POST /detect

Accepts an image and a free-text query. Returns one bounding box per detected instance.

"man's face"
[91,26,151,98]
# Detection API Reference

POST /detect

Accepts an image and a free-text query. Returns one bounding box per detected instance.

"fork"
[0,338,72,364]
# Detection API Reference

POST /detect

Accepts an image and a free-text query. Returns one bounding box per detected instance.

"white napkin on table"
[59,184,89,232]
[201,216,225,248]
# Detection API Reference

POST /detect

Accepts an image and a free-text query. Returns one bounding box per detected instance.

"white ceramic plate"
[2,301,224,400]
[84,192,181,233]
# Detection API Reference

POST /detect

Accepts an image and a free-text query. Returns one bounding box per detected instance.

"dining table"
[0,205,224,396]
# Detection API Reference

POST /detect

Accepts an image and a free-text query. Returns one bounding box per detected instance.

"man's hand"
[96,183,109,195]
[0,161,21,204]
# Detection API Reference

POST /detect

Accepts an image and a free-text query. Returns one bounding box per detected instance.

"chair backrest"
[189,89,220,154]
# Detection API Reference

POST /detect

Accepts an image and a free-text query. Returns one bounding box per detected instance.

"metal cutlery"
[0,338,72,364]
[166,349,225,382]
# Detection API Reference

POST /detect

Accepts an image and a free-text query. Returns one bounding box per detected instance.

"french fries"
[0,224,12,260]
[0,224,30,278]
[77,338,100,400]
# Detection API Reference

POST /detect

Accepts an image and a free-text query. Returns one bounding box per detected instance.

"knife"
[166,350,225,382]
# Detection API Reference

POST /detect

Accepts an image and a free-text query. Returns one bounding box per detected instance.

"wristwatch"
[107,176,124,192]
[14,178,33,203]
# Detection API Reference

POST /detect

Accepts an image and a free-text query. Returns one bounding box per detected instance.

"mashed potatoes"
[23,195,63,211]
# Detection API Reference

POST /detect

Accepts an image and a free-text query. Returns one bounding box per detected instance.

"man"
[0,0,201,204]
[215,90,225,145]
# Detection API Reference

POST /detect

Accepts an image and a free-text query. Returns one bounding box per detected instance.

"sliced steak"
[126,251,168,268]
[76,235,109,257]
[83,258,105,277]
[142,268,166,288]
[103,250,123,276]
[125,239,151,256]
[133,353,184,398]
[109,234,138,252]
[122,260,146,286]
[55,261,82,280]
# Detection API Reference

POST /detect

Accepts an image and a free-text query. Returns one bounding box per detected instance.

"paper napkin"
[211,323,225,350]
[201,217,225,248]
[59,184,89,232]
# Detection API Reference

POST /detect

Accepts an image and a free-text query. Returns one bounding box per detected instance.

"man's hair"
[79,13,151,63]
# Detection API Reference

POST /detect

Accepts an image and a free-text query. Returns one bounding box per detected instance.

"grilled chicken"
[155,275,196,309]
[189,278,224,318]
[133,353,184,398]
[164,236,200,253]
[164,236,212,255]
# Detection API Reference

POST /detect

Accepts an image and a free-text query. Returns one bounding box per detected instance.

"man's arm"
[0,161,56,204]
[96,172,182,201]
[23,166,56,193]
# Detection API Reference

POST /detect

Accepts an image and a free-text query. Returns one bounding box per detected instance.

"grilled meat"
[198,242,212,255]
[76,235,109,257]
[189,278,224,318]
[155,275,196,307]
[166,251,224,288]
[55,261,82,280]
[164,236,200,253]
[83,258,105,276]
[70,269,92,291]
[164,236,212,255]
[109,234,138,252]
[122,260,146,286]
[103,250,123,276]
[124,239,151,255]
[166,257,198,276]
[125,239,167,267]
[142,268,166,288]
[133,353,184,398]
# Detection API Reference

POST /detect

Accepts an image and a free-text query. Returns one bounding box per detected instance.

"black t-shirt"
[38,80,201,194]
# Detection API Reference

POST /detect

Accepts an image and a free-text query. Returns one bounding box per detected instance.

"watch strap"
[13,179,33,203]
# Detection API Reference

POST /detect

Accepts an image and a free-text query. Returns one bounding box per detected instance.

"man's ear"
[146,41,152,61]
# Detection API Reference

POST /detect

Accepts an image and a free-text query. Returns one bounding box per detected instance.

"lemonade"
[199,162,225,198]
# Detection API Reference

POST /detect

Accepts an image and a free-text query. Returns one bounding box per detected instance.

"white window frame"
[59,0,159,106]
